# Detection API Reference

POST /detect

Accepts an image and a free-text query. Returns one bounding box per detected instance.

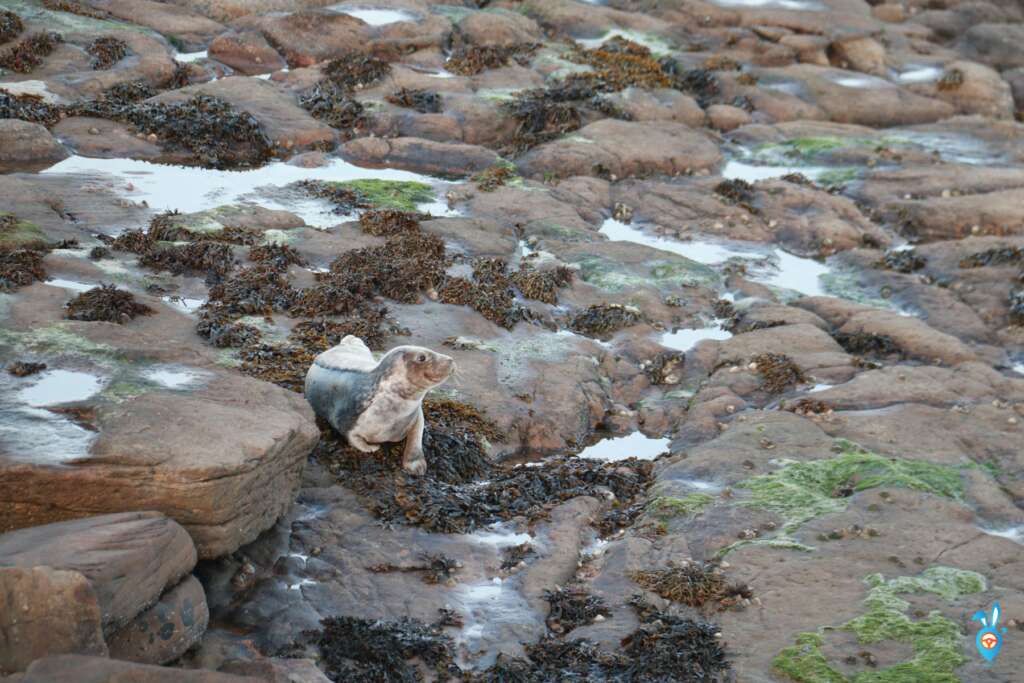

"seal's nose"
[442,355,455,376]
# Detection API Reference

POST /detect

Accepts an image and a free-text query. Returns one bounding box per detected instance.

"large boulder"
[0,567,108,675]
[0,371,319,558]
[208,30,287,75]
[232,10,367,67]
[107,576,210,665]
[0,120,69,174]
[516,120,722,180]
[340,136,500,176]
[0,513,196,633]
[960,23,1024,71]
[149,77,336,154]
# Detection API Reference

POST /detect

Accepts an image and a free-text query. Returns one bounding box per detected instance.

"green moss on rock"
[737,441,963,534]
[648,493,714,520]
[328,179,435,212]
[0,213,45,248]
[773,567,986,683]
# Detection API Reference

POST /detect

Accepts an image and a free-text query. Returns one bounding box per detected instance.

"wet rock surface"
[1,0,1024,681]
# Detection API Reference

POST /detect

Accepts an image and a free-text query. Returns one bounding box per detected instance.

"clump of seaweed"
[632,561,751,612]
[41,0,108,20]
[501,86,585,153]
[833,331,900,358]
[881,247,926,273]
[1010,288,1024,325]
[659,59,720,106]
[86,36,127,70]
[570,303,642,339]
[751,353,806,394]
[140,240,236,278]
[0,10,24,44]
[368,552,461,586]
[958,245,1023,268]
[295,179,363,214]
[501,542,535,570]
[89,246,110,260]
[248,243,304,269]
[323,52,391,91]
[307,614,458,683]
[437,258,521,329]
[358,208,425,236]
[0,31,61,74]
[385,87,441,113]
[323,449,652,534]
[473,163,518,192]
[544,586,611,634]
[781,172,815,187]
[64,284,154,323]
[568,37,671,91]
[6,360,46,377]
[0,89,60,125]
[644,350,686,385]
[937,68,964,91]
[714,179,759,214]
[0,247,46,292]
[468,595,729,681]
[297,80,367,134]
[196,304,262,349]
[788,398,833,417]
[446,43,539,76]
[509,263,573,305]
[207,263,297,316]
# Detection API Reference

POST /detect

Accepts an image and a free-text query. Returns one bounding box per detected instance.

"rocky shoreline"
[2,0,1023,681]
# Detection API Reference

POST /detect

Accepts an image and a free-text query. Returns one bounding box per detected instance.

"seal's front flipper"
[401,407,427,476]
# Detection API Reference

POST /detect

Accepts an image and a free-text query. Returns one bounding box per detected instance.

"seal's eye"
[416,353,427,363]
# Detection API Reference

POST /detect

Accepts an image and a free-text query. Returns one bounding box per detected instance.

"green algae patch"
[754,136,876,163]
[328,179,435,212]
[0,324,117,360]
[773,567,986,683]
[0,214,45,248]
[575,254,718,292]
[817,167,860,187]
[648,493,714,520]
[737,442,963,534]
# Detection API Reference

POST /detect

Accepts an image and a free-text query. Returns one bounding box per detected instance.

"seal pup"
[304,336,455,475]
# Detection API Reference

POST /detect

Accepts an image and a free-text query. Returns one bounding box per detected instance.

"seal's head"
[387,345,455,392]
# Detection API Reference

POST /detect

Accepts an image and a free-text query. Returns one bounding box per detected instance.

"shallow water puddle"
[599,218,829,297]
[980,526,1023,544]
[712,0,823,9]
[827,72,895,89]
[454,577,540,666]
[468,523,532,549]
[722,159,830,184]
[143,365,210,390]
[19,369,104,406]
[327,6,418,25]
[893,65,944,84]
[890,130,1001,166]
[600,217,757,264]
[0,369,104,465]
[43,156,455,229]
[576,30,671,55]
[163,296,206,314]
[660,325,732,352]
[1013,362,1024,376]
[174,50,208,63]
[46,278,96,293]
[576,431,670,461]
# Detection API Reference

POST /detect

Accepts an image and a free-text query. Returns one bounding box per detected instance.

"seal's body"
[304,336,454,475]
